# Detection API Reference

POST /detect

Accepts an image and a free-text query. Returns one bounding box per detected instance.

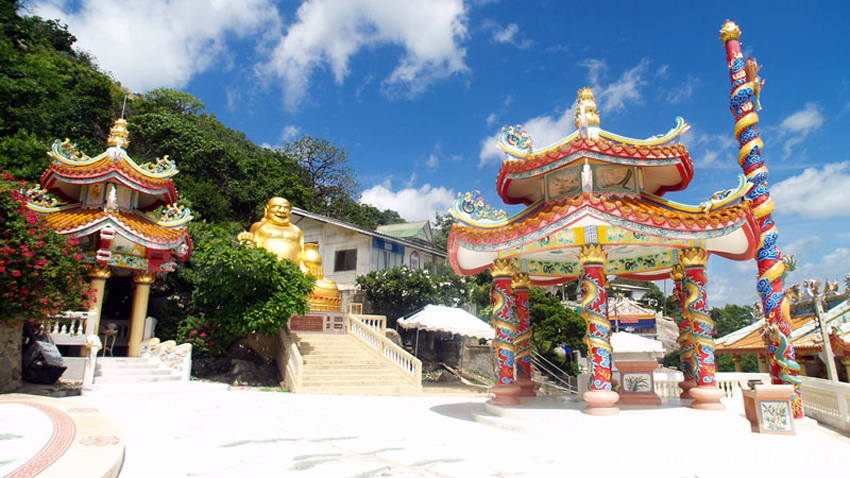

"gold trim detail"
[491,259,515,277]
[511,273,531,290]
[720,20,741,42]
[669,264,684,282]
[680,248,708,268]
[87,264,112,279]
[107,118,129,148]
[133,271,157,284]
[578,244,607,266]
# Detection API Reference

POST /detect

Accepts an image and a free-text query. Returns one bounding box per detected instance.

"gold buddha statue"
[238,197,340,311]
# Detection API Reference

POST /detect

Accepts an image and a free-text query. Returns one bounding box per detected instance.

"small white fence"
[800,376,850,433]
[653,372,770,399]
[279,327,304,392]
[39,311,93,345]
[346,314,422,391]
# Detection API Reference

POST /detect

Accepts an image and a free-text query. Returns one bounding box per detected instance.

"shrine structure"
[24,119,192,356]
[448,85,760,413]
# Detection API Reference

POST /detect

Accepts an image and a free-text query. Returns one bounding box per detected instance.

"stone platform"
[0,394,124,478]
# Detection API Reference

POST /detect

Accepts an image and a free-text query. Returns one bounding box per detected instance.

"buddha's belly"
[257,238,301,263]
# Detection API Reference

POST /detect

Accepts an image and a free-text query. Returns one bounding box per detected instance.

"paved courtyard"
[68,384,849,478]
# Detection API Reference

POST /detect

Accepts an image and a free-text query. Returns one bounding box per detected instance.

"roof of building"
[291,207,447,258]
[376,221,430,238]
[41,207,190,250]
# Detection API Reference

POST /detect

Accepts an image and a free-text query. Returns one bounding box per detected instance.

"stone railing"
[40,311,93,346]
[800,376,850,432]
[345,314,422,392]
[652,371,770,399]
[82,335,102,390]
[279,327,303,393]
[139,338,192,381]
[349,313,386,335]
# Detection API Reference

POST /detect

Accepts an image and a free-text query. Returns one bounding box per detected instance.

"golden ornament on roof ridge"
[720,21,741,42]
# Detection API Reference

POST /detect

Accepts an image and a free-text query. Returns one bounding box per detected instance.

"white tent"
[398,305,494,340]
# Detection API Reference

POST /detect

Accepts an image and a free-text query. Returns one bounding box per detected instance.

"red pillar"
[681,248,724,411]
[490,259,520,406]
[671,265,696,398]
[513,273,535,397]
[579,245,619,415]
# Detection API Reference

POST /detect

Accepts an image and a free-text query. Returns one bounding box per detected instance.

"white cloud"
[426,153,440,171]
[706,259,758,307]
[259,0,469,110]
[577,58,652,113]
[485,112,498,128]
[681,129,737,167]
[32,0,280,92]
[772,161,850,219]
[478,105,576,168]
[482,19,531,49]
[776,102,825,159]
[280,125,302,141]
[360,183,455,222]
[789,248,850,285]
[666,76,700,104]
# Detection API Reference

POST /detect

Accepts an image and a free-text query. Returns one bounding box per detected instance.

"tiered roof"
[25,119,192,273]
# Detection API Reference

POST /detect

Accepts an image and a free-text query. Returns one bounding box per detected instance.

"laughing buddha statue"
[238,197,340,311]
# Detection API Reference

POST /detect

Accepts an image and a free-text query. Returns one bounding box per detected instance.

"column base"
[689,385,725,411]
[515,378,537,397]
[583,390,620,415]
[491,383,521,406]
[678,378,696,399]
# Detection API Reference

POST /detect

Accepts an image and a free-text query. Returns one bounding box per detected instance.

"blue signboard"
[372,237,405,256]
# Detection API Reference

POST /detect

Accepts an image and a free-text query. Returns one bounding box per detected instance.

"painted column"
[733,355,743,373]
[82,265,111,357]
[128,271,156,357]
[681,248,724,410]
[721,20,802,418]
[579,244,619,415]
[758,355,768,373]
[512,273,535,397]
[671,265,696,398]
[490,259,520,406]
[841,358,850,382]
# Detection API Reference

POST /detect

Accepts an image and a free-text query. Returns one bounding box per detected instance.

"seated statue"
[238,197,304,266]
[238,197,340,311]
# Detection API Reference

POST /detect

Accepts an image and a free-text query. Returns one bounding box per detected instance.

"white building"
[291,208,447,299]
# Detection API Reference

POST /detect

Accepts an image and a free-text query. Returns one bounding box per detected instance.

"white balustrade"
[279,327,303,392]
[41,311,92,345]
[800,376,850,432]
[345,314,421,390]
[652,371,770,399]
[349,313,386,335]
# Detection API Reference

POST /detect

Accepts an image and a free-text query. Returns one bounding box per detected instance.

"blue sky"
[27,0,850,305]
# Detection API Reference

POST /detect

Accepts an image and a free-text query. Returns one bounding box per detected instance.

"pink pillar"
[490,260,520,406]
[513,273,535,397]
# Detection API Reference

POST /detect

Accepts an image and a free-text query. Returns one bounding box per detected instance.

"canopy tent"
[398,305,495,340]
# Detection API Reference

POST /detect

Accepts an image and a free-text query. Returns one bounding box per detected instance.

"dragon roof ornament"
[450,190,509,228]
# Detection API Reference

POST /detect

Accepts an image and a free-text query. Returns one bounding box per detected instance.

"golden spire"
[720,20,741,42]
[107,118,129,148]
[575,87,601,130]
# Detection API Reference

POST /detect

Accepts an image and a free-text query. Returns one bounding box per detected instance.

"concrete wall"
[0,326,22,392]
[461,343,496,379]
[296,216,372,288]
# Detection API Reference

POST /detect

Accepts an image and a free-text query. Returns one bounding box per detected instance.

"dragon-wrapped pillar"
[721,21,802,418]
[490,259,521,406]
[671,265,697,398]
[579,245,619,415]
[680,248,724,410]
[512,273,535,397]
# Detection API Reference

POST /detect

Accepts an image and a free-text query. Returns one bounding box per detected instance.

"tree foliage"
[528,287,586,356]
[711,303,754,338]
[0,172,92,325]
[172,222,315,348]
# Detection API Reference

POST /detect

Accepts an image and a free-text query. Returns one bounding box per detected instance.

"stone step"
[297,384,420,396]
[303,363,386,371]
[302,372,408,382]
[96,363,162,371]
[95,368,173,377]
[97,358,153,364]
[94,374,182,383]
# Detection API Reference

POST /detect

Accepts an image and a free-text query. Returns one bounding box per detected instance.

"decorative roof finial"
[107,118,129,149]
[575,87,601,139]
[720,20,741,42]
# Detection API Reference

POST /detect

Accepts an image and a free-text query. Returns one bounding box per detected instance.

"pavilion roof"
[41,206,190,251]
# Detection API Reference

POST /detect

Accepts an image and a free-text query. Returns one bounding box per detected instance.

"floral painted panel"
[622,372,653,393]
[759,400,793,433]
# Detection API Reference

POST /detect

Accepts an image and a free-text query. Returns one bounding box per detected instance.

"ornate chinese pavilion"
[25,119,192,356]
[448,86,760,414]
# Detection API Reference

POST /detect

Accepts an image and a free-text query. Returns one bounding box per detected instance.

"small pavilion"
[448,88,759,414]
[25,119,192,356]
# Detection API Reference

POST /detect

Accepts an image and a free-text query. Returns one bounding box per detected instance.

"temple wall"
[0,326,22,392]
[461,343,496,379]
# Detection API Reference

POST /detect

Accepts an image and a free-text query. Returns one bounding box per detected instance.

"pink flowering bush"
[0,172,92,327]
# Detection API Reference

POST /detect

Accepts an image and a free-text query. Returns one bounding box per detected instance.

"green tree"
[356,266,435,324]
[282,136,358,217]
[0,173,92,325]
[432,212,455,252]
[165,222,314,353]
[528,287,585,362]
[711,304,754,338]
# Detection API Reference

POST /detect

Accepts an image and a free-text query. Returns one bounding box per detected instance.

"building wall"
[296,217,371,288]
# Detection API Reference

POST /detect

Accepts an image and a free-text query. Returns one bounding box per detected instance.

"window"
[409,251,420,270]
[334,249,357,272]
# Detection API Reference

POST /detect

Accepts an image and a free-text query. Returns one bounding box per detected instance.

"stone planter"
[1,325,22,392]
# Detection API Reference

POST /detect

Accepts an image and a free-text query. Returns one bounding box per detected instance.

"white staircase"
[292,332,421,396]
[94,357,183,384]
